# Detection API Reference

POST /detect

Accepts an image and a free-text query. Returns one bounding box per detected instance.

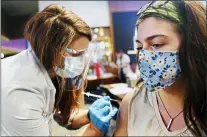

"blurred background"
[1,0,206,136]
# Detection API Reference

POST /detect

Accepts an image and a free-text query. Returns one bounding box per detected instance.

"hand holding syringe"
[82,92,119,102]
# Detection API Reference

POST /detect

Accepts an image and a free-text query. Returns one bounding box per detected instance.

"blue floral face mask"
[138,49,182,91]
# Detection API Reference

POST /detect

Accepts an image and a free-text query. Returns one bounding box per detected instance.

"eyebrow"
[136,34,168,43]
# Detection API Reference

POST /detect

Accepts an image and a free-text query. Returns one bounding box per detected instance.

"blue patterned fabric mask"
[138,49,181,91]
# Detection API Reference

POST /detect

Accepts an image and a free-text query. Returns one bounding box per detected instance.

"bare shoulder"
[114,91,134,136]
[119,91,135,122]
[120,91,134,112]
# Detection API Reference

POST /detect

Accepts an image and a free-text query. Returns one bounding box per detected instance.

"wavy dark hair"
[136,1,207,136]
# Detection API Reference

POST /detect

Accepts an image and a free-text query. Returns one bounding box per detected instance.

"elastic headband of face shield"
[58,43,97,91]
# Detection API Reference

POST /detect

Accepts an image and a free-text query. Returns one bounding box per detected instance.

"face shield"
[55,43,97,91]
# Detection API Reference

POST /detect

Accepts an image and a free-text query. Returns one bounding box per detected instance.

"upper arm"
[2,85,50,136]
[113,91,134,136]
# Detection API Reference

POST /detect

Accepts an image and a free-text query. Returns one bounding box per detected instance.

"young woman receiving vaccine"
[114,1,206,136]
[1,4,117,136]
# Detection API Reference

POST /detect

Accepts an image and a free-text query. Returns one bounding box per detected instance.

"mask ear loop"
[53,55,66,79]
[53,48,67,69]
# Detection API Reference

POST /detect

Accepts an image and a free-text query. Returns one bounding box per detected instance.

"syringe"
[82,92,119,102]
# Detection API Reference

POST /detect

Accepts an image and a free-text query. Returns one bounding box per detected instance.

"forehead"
[137,17,178,40]
[69,36,89,50]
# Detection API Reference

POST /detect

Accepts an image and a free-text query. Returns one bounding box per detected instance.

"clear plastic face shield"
[55,43,97,91]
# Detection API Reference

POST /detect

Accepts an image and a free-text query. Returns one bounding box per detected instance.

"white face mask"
[56,56,84,78]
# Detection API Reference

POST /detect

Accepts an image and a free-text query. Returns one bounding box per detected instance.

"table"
[100,83,134,99]
[86,73,118,90]
[87,73,117,81]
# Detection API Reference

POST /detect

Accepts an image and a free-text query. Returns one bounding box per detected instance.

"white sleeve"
[1,85,50,136]
[116,59,120,66]
[124,55,130,64]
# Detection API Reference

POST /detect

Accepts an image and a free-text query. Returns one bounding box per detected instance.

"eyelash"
[136,42,164,51]
[136,44,162,50]
[151,44,163,49]
[136,41,142,50]
[136,47,142,51]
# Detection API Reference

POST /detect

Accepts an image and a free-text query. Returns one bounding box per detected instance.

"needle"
[82,92,119,102]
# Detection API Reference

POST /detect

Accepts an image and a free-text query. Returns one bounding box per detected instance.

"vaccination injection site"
[1,0,207,136]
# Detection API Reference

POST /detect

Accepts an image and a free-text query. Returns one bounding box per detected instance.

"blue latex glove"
[88,96,118,133]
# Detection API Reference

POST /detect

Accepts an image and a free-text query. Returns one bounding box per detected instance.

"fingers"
[97,100,110,108]
[104,108,118,121]
[92,96,111,108]
[110,108,118,116]
[103,96,110,101]
[99,106,110,116]
[91,101,100,108]
[91,96,110,108]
